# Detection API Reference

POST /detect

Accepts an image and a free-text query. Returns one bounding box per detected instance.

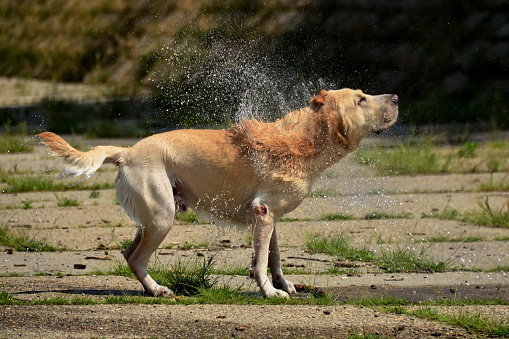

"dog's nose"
[391,94,398,105]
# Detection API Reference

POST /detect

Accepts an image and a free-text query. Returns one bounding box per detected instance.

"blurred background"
[0,0,508,136]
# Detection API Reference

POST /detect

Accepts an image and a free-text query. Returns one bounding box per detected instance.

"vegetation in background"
[1,1,508,130]
[0,122,33,153]
[355,138,509,176]
[0,168,115,193]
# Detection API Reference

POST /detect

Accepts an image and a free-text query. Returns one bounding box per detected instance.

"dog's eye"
[358,97,366,105]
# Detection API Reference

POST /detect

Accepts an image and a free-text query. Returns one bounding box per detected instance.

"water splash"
[153,39,337,127]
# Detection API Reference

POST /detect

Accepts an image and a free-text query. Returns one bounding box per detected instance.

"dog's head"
[311,88,398,147]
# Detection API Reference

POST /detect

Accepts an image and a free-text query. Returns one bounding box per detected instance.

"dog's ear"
[310,89,328,109]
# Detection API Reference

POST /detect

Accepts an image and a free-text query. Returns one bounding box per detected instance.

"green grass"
[56,196,81,207]
[319,213,355,221]
[89,190,101,199]
[355,138,509,176]
[175,210,206,223]
[306,232,375,262]
[0,122,34,153]
[0,170,115,193]
[0,224,59,252]
[422,198,509,228]
[306,233,454,273]
[463,197,509,228]
[421,209,460,220]
[392,307,509,337]
[426,235,485,243]
[364,212,412,220]
[375,244,452,273]
[309,189,338,198]
[354,138,447,175]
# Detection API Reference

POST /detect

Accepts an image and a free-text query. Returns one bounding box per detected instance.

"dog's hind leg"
[268,225,297,295]
[116,168,175,297]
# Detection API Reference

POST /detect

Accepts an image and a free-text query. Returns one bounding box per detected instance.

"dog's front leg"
[251,201,290,298]
[268,225,297,295]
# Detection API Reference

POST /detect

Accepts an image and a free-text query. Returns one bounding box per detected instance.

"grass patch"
[175,210,207,223]
[89,190,101,199]
[306,232,375,262]
[56,196,81,207]
[319,213,355,221]
[306,233,453,273]
[354,138,509,175]
[0,224,59,252]
[421,208,460,220]
[0,122,34,153]
[392,307,509,337]
[354,138,448,175]
[364,211,412,220]
[375,244,452,273]
[463,197,509,228]
[150,256,218,296]
[279,217,312,222]
[422,198,509,228]
[426,235,485,243]
[0,171,115,193]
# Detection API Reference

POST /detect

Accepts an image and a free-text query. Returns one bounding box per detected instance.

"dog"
[38,88,398,298]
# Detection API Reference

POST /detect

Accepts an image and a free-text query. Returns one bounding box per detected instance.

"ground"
[1,136,508,338]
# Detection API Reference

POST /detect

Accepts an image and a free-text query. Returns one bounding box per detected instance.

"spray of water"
[152,39,337,127]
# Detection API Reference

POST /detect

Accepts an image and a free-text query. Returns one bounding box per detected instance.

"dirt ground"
[1,136,509,338]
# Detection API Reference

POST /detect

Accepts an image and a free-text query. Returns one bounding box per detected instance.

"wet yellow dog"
[38,88,398,298]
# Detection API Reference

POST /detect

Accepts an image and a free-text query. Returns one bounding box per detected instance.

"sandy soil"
[1,138,508,338]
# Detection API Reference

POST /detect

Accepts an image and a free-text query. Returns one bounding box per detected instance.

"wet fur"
[38,88,398,298]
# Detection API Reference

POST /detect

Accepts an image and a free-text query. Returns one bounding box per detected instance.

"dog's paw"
[273,277,297,295]
[263,288,290,299]
[153,285,175,298]
[285,280,297,295]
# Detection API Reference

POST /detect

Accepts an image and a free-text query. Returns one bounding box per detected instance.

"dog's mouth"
[373,94,398,134]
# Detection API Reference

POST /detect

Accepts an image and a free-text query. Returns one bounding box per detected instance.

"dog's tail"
[37,132,126,180]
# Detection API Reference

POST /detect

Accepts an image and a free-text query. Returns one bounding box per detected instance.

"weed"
[0,171,115,193]
[0,224,59,252]
[151,256,218,296]
[56,196,81,207]
[399,307,509,337]
[118,239,132,250]
[364,211,412,220]
[22,200,32,209]
[89,190,100,199]
[375,244,452,273]
[212,264,250,276]
[426,235,484,243]
[175,210,202,223]
[0,122,33,153]
[320,213,355,221]
[0,291,28,305]
[463,197,509,228]
[306,232,375,262]
[307,233,453,273]
[421,209,460,220]
[179,241,209,250]
[457,141,477,158]
[279,217,312,222]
